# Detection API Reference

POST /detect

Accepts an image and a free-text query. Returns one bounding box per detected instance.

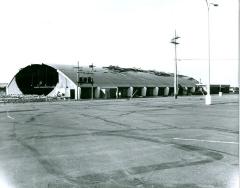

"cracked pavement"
[0,95,238,188]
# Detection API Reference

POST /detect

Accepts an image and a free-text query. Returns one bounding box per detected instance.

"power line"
[177,58,239,61]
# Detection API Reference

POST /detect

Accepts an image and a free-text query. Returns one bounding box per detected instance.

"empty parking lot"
[0,95,238,188]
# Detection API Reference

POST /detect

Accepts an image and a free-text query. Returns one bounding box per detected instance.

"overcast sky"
[0,0,238,86]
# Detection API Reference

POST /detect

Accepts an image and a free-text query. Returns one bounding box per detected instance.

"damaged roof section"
[104,65,197,80]
[51,64,198,88]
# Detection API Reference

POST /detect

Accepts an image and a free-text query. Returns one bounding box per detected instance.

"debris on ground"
[0,95,60,103]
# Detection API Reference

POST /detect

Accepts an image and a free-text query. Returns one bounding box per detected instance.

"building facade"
[7,64,199,99]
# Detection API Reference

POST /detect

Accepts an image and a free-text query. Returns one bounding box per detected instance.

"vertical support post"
[174,30,178,99]
[204,0,218,104]
[89,63,95,100]
[171,30,180,99]
[116,87,118,99]
[91,82,93,100]
[77,61,79,100]
[205,3,211,105]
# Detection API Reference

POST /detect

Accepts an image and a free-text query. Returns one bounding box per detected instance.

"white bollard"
[127,87,133,98]
[95,87,100,99]
[164,87,169,96]
[75,87,81,100]
[141,87,147,97]
[153,87,159,96]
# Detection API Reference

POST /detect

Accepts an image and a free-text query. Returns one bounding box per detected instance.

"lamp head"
[210,3,218,6]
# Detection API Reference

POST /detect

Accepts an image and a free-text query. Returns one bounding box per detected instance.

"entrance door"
[70,89,75,99]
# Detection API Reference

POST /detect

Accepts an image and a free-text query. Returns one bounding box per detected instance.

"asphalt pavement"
[0,95,239,188]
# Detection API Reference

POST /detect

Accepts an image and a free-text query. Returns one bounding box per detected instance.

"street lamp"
[171,30,180,99]
[205,0,218,105]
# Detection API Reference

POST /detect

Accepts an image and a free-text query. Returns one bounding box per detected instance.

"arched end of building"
[7,63,199,98]
[15,64,58,95]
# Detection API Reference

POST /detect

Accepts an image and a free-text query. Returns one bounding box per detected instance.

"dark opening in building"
[158,87,165,96]
[81,88,92,99]
[178,84,184,96]
[118,87,129,98]
[146,87,154,96]
[70,89,75,99]
[133,87,142,97]
[169,87,174,96]
[15,64,58,95]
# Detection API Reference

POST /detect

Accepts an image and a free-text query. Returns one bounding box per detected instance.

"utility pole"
[89,63,95,100]
[171,30,180,99]
[73,61,80,100]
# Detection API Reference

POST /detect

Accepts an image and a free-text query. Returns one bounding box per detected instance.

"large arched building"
[7,64,198,99]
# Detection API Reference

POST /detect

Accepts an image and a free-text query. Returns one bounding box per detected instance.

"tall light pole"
[205,0,218,105]
[171,30,180,99]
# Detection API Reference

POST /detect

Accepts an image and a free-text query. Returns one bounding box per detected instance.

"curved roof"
[50,64,198,88]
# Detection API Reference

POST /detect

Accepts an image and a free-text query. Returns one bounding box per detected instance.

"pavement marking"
[173,137,239,145]
[7,111,15,120]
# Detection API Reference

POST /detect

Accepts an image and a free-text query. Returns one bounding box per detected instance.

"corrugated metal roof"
[49,64,198,88]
